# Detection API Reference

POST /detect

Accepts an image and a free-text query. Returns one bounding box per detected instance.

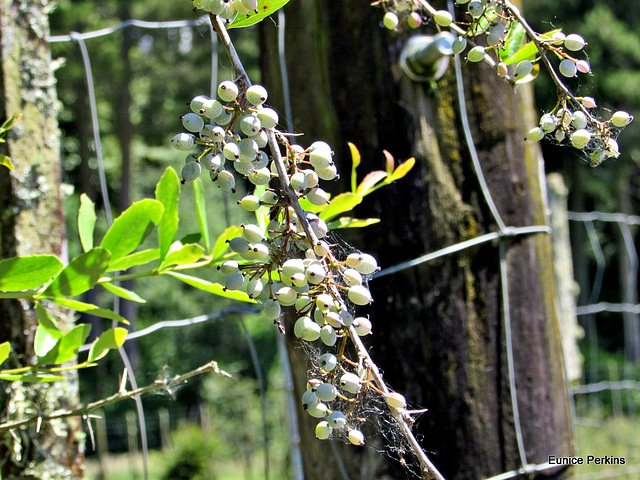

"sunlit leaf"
[0,114,20,134]
[327,217,380,230]
[101,282,147,304]
[383,150,395,175]
[193,178,211,254]
[159,243,205,270]
[1,155,14,171]
[229,0,290,29]
[503,29,562,65]
[100,199,164,262]
[356,171,388,196]
[155,167,181,261]
[165,271,256,303]
[107,248,159,272]
[0,373,65,383]
[387,157,416,182]
[500,21,526,61]
[35,303,63,338]
[41,248,111,298]
[34,326,60,358]
[318,193,363,222]
[78,194,97,252]
[0,342,10,365]
[348,142,361,193]
[0,255,63,292]
[37,324,92,365]
[44,297,129,324]
[86,327,128,363]
[211,226,243,261]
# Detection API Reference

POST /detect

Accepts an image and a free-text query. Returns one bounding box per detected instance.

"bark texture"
[262,1,574,479]
[0,1,84,477]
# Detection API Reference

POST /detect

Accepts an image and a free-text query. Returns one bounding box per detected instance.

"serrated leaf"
[1,155,14,171]
[100,199,164,262]
[107,248,160,272]
[229,0,290,29]
[387,157,416,182]
[37,324,92,365]
[78,194,97,252]
[41,248,111,298]
[327,217,380,230]
[86,327,128,363]
[34,326,60,357]
[0,342,10,365]
[193,178,211,254]
[155,167,181,261]
[0,255,63,292]
[165,271,256,303]
[159,243,205,270]
[101,282,147,303]
[318,193,363,222]
[0,373,65,383]
[356,171,388,196]
[348,142,361,193]
[43,297,129,324]
[35,303,63,338]
[211,226,243,261]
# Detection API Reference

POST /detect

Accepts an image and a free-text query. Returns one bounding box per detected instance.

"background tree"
[261,1,574,478]
[0,0,83,477]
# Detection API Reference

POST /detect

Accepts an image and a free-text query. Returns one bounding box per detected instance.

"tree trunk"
[0,1,84,477]
[262,1,574,478]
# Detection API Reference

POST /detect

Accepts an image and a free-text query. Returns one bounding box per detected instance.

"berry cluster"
[375,0,425,30]
[171,80,401,445]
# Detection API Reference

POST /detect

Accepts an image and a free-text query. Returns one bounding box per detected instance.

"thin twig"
[0,361,230,433]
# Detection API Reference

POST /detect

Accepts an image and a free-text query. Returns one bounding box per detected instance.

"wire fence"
[46,7,640,480]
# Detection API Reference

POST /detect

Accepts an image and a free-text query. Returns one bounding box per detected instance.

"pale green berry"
[343,268,362,287]
[327,411,347,429]
[181,161,202,183]
[303,169,320,188]
[246,278,264,298]
[240,115,262,136]
[571,111,588,130]
[295,295,314,313]
[355,253,379,275]
[467,46,486,62]
[570,129,591,149]
[282,259,305,278]
[487,23,507,46]
[325,312,343,328]
[346,253,363,268]
[207,0,225,15]
[313,241,330,257]
[556,109,573,126]
[320,325,337,346]
[340,310,354,327]
[407,11,422,29]
[467,0,484,18]
[215,169,236,192]
[564,33,586,51]
[214,109,233,125]
[181,113,205,133]
[218,80,239,102]
[219,1,236,19]
[526,127,545,142]
[228,236,250,254]
[290,171,308,191]
[290,273,308,288]
[452,36,467,55]
[302,389,319,408]
[515,60,533,78]
[315,421,332,440]
[306,402,327,418]
[232,156,253,175]
[339,373,362,394]
[201,98,224,119]
[305,264,326,284]
[559,59,577,78]
[316,165,338,181]
[253,150,270,168]
[353,317,372,336]
[223,142,240,160]
[248,243,270,261]
[319,353,338,372]
[238,194,261,211]
[189,95,210,114]
[257,108,279,129]
[295,316,316,339]
[433,10,452,27]
[276,286,298,306]
[348,429,365,446]
[383,11,399,30]
[218,260,239,275]
[171,133,196,151]
[263,299,281,320]
[611,111,632,128]
[539,114,558,133]
[348,285,372,305]
[386,392,407,409]
[315,383,338,402]
[496,62,508,77]
[309,148,333,170]
[248,168,271,186]
[201,125,225,143]
[232,0,250,14]
[224,272,244,291]
[604,137,620,158]
[246,84,268,106]
[554,129,566,143]
[316,293,334,311]
[590,149,606,166]
[238,138,259,158]
[307,188,329,206]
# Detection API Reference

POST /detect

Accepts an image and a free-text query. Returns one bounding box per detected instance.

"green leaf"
[35,303,63,338]
[355,171,388,196]
[159,243,205,270]
[0,342,10,365]
[383,150,395,175]
[180,233,202,245]
[0,373,65,383]
[318,193,363,222]
[155,167,181,261]
[503,29,562,65]
[229,0,290,29]
[165,271,256,303]
[101,282,147,303]
[34,326,60,357]
[211,226,243,261]
[37,324,92,365]
[78,194,97,252]
[1,155,14,171]
[193,178,211,254]
[107,248,159,272]
[500,21,526,61]
[41,248,111,298]
[0,255,63,292]
[100,199,164,262]
[387,157,416,182]
[348,142,361,193]
[327,217,380,230]
[44,297,129,324]
[0,114,20,135]
[86,327,128,363]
